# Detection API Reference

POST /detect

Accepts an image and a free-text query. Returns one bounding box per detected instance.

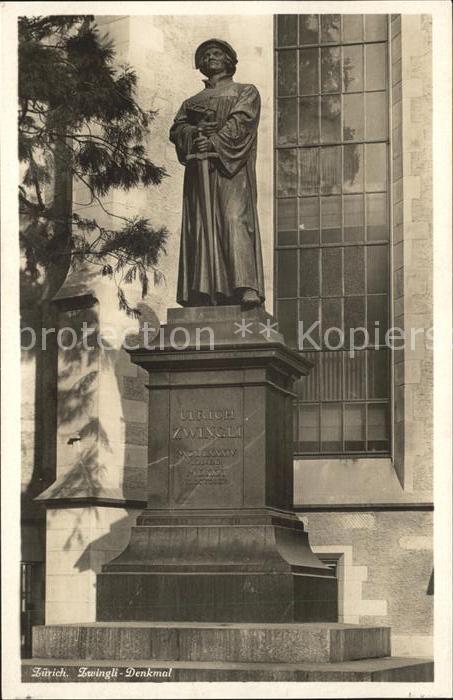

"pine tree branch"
[24,125,165,187]
[50,130,158,170]
[23,150,47,211]
[19,99,29,124]
[71,170,132,225]
[19,15,169,314]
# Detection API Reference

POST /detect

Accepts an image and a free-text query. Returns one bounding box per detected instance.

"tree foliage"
[19,15,168,315]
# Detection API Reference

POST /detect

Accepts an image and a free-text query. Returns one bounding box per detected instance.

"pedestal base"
[28,622,434,682]
[32,622,390,663]
[98,306,333,623]
[97,509,337,622]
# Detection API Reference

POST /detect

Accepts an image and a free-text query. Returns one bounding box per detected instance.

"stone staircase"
[24,622,434,682]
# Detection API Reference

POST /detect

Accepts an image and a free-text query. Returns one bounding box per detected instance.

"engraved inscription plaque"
[170,387,244,508]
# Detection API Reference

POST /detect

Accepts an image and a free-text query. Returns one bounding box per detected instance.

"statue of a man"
[170,39,265,308]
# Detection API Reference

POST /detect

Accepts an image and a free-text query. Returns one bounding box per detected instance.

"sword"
[186,126,218,306]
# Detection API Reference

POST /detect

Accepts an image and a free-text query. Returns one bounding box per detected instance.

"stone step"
[22,657,434,682]
[33,622,391,664]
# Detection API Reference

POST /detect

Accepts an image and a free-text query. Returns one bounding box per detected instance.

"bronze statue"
[170,39,265,308]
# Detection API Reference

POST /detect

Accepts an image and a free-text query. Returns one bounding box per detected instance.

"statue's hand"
[199,120,218,136]
[194,135,213,153]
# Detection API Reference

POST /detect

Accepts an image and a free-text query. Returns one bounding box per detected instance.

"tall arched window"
[275,14,391,455]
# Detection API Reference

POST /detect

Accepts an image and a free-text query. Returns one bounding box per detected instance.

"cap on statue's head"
[195,39,238,69]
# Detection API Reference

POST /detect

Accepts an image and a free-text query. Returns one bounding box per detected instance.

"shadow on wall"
[29,279,159,557]
[21,266,99,505]
[72,510,139,575]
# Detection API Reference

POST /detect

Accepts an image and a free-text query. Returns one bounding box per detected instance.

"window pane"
[344,93,364,141]
[344,352,366,399]
[321,47,341,93]
[343,45,363,92]
[299,148,319,195]
[344,403,365,451]
[300,96,319,144]
[344,194,364,241]
[277,230,298,246]
[321,352,343,400]
[278,50,297,96]
[367,245,389,293]
[277,199,298,246]
[278,99,298,145]
[298,404,320,452]
[367,403,389,451]
[365,15,387,42]
[322,247,342,296]
[368,349,389,398]
[277,234,298,251]
[277,198,297,231]
[277,15,298,46]
[321,15,341,43]
[299,15,319,44]
[299,48,319,95]
[322,299,343,341]
[321,403,342,452]
[367,245,388,294]
[321,196,341,243]
[299,298,320,349]
[320,146,341,194]
[300,249,320,296]
[299,196,319,243]
[295,352,320,400]
[321,95,341,142]
[278,249,298,297]
[365,92,387,140]
[367,294,388,337]
[344,144,364,193]
[343,15,363,42]
[277,149,297,196]
[366,143,387,191]
[277,299,298,347]
[367,193,388,240]
[366,43,387,91]
[344,246,365,294]
[344,297,366,343]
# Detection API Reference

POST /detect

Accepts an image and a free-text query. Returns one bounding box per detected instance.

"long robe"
[169,76,265,306]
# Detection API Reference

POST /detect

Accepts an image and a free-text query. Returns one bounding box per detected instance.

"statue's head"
[195,39,238,78]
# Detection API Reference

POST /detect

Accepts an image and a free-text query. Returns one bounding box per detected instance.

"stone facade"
[21,13,434,659]
[392,14,433,491]
[308,510,433,657]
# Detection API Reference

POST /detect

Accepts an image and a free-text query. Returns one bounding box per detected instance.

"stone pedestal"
[32,622,391,663]
[28,620,434,682]
[97,306,337,622]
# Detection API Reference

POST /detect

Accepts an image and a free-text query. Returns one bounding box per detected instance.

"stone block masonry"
[392,15,433,491]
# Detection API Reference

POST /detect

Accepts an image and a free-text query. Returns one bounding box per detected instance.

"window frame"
[273,13,393,459]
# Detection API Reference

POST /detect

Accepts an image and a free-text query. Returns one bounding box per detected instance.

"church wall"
[295,14,433,658]
[392,14,433,493]
[45,506,138,624]
[306,510,433,658]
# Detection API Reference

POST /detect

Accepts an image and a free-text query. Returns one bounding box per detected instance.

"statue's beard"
[202,66,225,77]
